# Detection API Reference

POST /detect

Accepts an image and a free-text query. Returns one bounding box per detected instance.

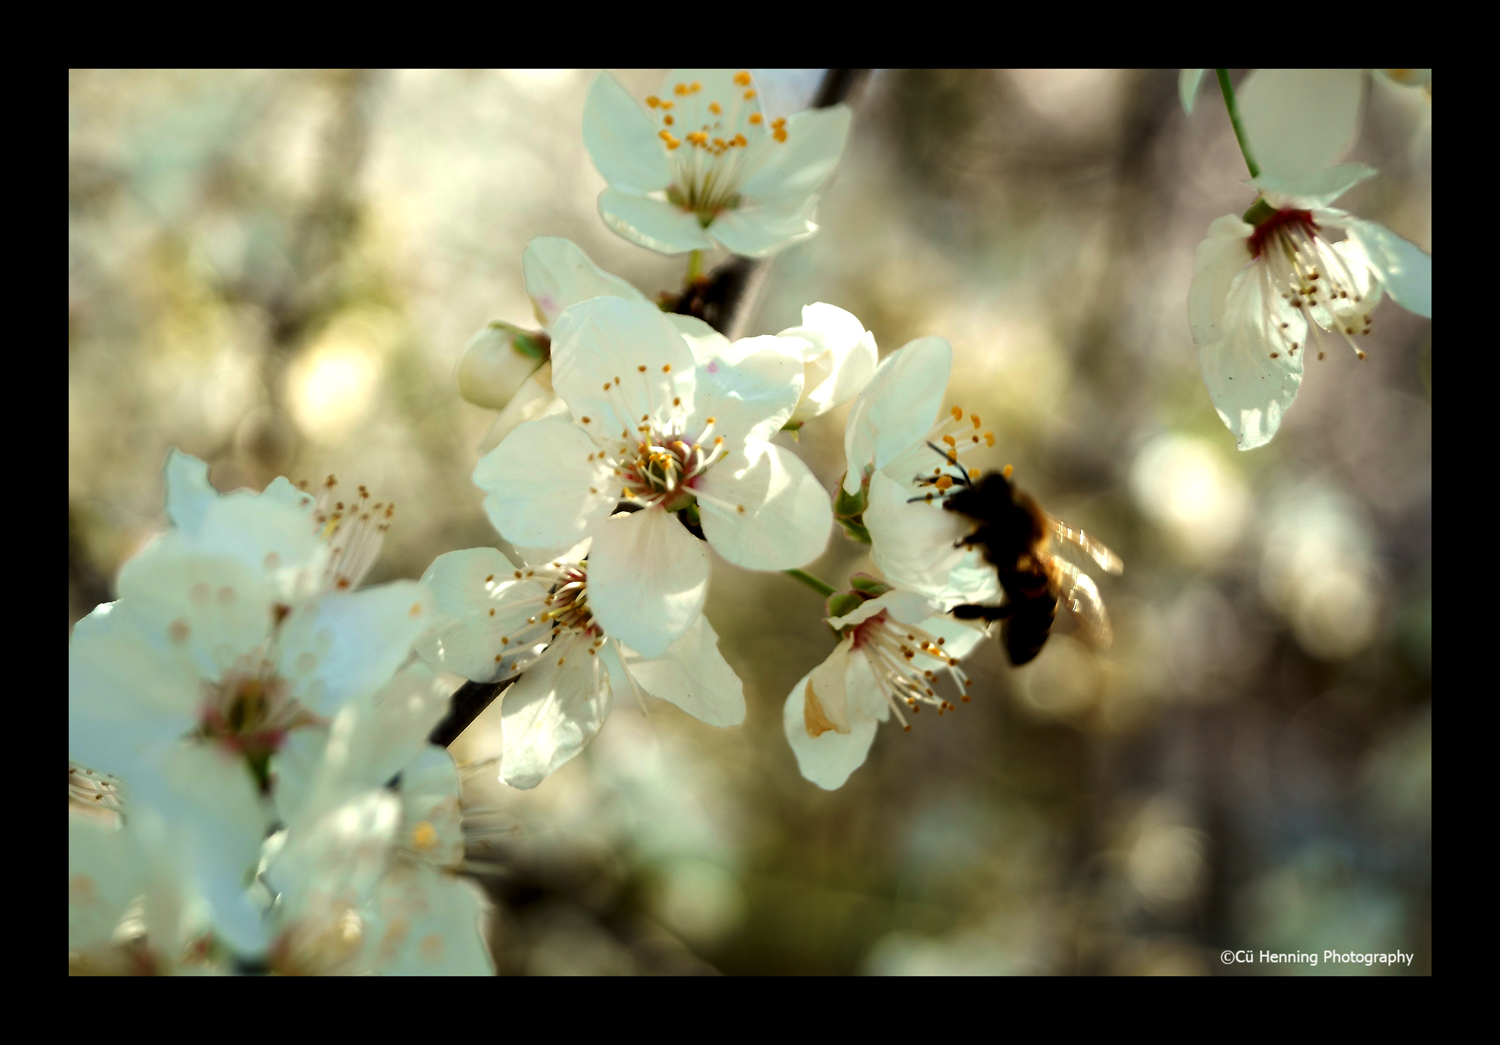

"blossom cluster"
[69,66,1429,974]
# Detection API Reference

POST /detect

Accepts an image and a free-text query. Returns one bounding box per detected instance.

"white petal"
[522,236,648,329]
[737,105,852,205]
[582,71,672,196]
[69,817,152,950]
[417,547,554,682]
[277,580,433,716]
[830,588,938,630]
[69,599,215,778]
[500,632,612,789]
[1200,265,1307,450]
[164,448,215,536]
[668,313,733,364]
[1337,216,1432,318]
[783,663,879,791]
[802,641,853,733]
[473,415,617,551]
[709,194,819,259]
[620,614,745,727]
[686,334,806,446]
[366,865,494,975]
[918,614,989,659]
[865,472,1002,605]
[598,188,714,255]
[1251,163,1377,210]
[132,744,272,956]
[587,507,710,658]
[780,302,878,424]
[1188,215,1254,347]
[550,295,697,435]
[188,491,325,586]
[843,337,951,493]
[698,441,832,571]
[476,364,568,455]
[1238,69,1365,182]
[1179,69,1207,115]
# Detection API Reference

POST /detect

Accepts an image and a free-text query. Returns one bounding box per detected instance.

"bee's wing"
[1049,516,1123,575]
[1050,559,1113,650]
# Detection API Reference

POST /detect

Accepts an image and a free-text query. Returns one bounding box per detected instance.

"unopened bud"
[456,323,550,410]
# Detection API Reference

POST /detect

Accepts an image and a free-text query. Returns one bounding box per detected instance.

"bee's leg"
[952,602,1015,622]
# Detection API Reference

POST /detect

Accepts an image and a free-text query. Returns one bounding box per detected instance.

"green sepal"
[511,331,550,361]
[825,590,864,622]
[666,185,688,209]
[849,573,891,598]
[838,518,872,544]
[833,470,872,545]
[670,495,701,519]
[1242,197,1277,226]
[781,420,803,433]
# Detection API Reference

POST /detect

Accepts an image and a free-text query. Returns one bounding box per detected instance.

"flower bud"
[456,322,550,410]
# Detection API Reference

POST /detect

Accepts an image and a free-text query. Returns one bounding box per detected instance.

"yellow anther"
[733,133,747,146]
[637,364,647,372]
[412,820,438,851]
[666,137,680,150]
[709,101,722,115]
[936,475,953,490]
[660,100,673,110]
[773,128,787,142]
[663,114,674,126]
[969,468,980,481]
[713,137,726,148]
[1002,463,1014,479]
[748,112,763,125]
[734,71,752,86]
[771,117,786,129]
[675,83,689,96]
[971,413,981,427]
[984,432,995,446]
[691,81,702,92]
[706,416,716,423]
[744,90,756,100]
[658,129,673,141]
[646,95,660,108]
[951,406,964,421]
[941,435,956,447]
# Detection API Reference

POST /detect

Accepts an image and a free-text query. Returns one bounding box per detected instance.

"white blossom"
[474,294,831,657]
[778,302,879,427]
[417,544,745,789]
[783,586,985,790]
[1190,165,1432,450]
[584,69,851,258]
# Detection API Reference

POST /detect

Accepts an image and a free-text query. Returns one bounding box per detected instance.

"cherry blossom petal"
[843,337,951,493]
[697,441,832,571]
[598,188,715,255]
[668,314,733,364]
[1179,69,1207,115]
[1252,164,1376,210]
[736,105,852,205]
[686,334,806,447]
[164,448,215,536]
[587,507,710,658]
[1188,214,1254,347]
[780,302,878,424]
[276,579,433,716]
[1200,266,1307,450]
[583,72,673,196]
[499,631,613,789]
[365,864,494,975]
[619,615,745,727]
[784,656,880,790]
[417,548,554,683]
[550,296,697,434]
[1336,215,1432,318]
[522,235,649,328]
[829,588,939,630]
[474,415,617,550]
[1238,69,1364,182]
[864,472,1003,605]
[709,194,819,258]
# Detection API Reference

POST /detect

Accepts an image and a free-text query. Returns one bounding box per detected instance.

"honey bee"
[914,448,1122,666]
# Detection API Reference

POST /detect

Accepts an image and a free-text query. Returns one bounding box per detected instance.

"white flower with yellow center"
[841,337,1002,607]
[585,68,851,258]
[69,483,432,953]
[475,294,832,658]
[417,544,745,789]
[784,581,986,790]
[1190,165,1432,450]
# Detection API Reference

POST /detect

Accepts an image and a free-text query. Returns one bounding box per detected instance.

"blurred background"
[68,69,1431,975]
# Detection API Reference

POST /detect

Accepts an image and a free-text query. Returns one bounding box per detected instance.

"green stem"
[1216,69,1261,179]
[783,568,836,597]
[686,249,703,285]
